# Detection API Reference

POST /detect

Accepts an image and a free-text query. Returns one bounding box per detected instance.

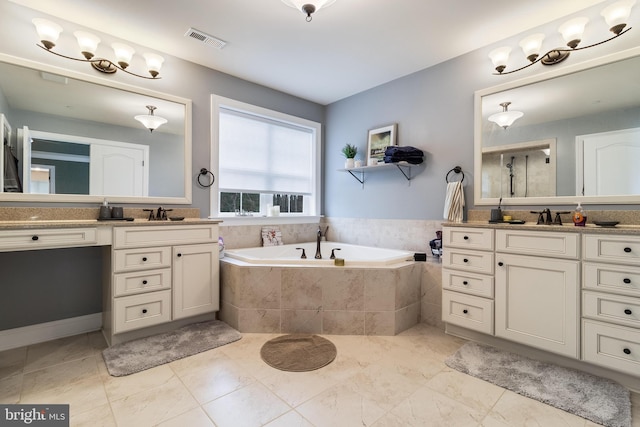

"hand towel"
[443,181,464,222]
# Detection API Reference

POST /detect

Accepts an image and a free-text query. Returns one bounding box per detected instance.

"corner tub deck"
[219,242,421,335]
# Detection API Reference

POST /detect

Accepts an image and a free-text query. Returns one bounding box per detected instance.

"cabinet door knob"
[462,309,468,314]
[463,258,469,263]
[142,280,148,285]
[31,235,39,241]
[463,236,469,240]
[623,348,631,355]
[462,281,469,285]
[142,309,148,314]
[177,253,182,257]
[623,278,631,284]
[624,247,632,253]
[498,262,504,267]
[142,257,148,262]
[624,309,633,315]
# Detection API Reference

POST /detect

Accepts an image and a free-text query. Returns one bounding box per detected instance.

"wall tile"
[238,309,281,333]
[323,311,365,335]
[321,269,364,311]
[365,312,394,336]
[281,310,322,334]
[281,270,323,310]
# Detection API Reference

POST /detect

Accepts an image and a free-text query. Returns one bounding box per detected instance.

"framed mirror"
[0,53,192,204]
[474,46,640,206]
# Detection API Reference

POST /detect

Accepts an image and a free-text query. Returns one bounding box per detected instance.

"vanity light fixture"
[489,0,635,75]
[281,0,337,21]
[488,102,524,129]
[134,106,168,132]
[32,18,164,79]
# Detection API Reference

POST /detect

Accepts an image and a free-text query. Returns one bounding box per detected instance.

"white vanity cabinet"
[442,227,495,334]
[104,224,219,344]
[582,233,640,376]
[495,229,580,358]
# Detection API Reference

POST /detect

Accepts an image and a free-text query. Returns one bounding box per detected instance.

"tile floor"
[0,323,638,427]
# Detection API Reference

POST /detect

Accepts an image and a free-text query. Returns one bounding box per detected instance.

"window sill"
[211,215,321,226]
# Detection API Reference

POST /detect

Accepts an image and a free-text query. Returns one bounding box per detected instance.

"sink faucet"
[544,208,552,225]
[315,226,322,259]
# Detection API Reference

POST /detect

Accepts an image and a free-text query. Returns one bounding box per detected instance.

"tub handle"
[296,247,307,259]
[330,248,341,259]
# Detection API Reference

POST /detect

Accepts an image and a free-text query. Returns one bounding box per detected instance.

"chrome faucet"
[315,226,322,259]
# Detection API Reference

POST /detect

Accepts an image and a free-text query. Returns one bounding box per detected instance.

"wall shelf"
[338,162,416,187]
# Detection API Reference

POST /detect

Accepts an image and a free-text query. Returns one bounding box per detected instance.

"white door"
[580,128,640,196]
[172,243,219,319]
[495,253,580,358]
[90,143,148,196]
[18,126,32,193]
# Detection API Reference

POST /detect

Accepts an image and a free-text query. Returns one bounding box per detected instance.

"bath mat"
[445,342,631,427]
[260,334,336,372]
[102,320,241,377]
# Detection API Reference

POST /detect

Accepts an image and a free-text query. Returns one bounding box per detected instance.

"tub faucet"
[315,227,322,259]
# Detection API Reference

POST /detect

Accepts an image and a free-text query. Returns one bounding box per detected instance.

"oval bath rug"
[260,334,337,372]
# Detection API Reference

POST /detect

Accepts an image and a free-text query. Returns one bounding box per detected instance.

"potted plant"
[341,143,358,168]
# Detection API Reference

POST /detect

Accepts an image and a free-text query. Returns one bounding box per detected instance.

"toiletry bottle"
[572,202,587,226]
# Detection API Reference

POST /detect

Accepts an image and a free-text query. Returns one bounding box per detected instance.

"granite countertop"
[0,218,222,230]
[442,221,640,235]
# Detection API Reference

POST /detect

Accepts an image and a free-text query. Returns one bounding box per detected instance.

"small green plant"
[341,143,358,159]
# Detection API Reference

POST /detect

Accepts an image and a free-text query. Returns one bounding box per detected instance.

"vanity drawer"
[442,290,494,335]
[583,262,640,297]
[584,234,640,266]
[113,247,172,272]
[113,268,171,297]
[583,291,640,328]
[113,225,217,249]
[443,268,494,298]
[0,227,97,251]
[496,229,579,259]
[582,319,640,376]
[113,290,172,333]
[442,248,494,275]
[443,227,494,251]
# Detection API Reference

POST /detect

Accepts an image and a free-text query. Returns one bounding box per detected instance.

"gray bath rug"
[445,342,631,427]
[102,320,241,377]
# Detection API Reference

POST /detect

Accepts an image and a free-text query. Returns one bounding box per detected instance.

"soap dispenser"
[572,203,587,227]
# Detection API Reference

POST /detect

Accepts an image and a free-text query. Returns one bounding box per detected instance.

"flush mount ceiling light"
[135,106,168,132]
[281,0,337,21]
[32,18,164,79]
[489,0,635,75]
[488,102,524,129]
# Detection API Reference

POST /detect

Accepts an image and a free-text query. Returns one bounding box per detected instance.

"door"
[495,253,580,358]
[579,127,640,196]
[172,243,219,319]
[18,126,32,193]
[90,143,148,196]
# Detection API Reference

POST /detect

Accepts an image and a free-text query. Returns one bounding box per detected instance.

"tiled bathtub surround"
[219,259,422,335]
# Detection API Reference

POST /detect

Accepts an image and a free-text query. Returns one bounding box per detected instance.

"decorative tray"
[593,221,619,227]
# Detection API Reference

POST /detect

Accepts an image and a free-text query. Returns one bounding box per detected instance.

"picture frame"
[367,124,397,164]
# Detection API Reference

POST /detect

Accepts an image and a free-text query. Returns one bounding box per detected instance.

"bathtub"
[223,241,414,267]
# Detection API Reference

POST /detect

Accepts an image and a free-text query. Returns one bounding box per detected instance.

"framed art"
[367,124,397,164]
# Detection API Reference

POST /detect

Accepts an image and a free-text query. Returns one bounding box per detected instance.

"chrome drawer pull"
[623,348,631,355]
[624,309,632,315]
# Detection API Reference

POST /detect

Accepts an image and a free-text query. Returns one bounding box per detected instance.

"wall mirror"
[0,54,192,204]
[475,46,640,206]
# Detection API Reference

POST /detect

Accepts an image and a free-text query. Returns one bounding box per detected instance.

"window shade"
[218,108,313,195]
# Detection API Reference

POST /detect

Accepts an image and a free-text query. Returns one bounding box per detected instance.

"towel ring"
[197,168,215,188]
[445,166,464,183]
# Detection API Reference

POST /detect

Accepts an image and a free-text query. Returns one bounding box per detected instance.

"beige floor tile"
[21,356,99,396]
[202,382,291,427]
[218,333,278,379]
[170,350,255,404]
[156,407,215,427]
[21,375,109,415]
[0,373,23,404]
[24,334,96,372]
[296,383,387,427]
[260,367,341,407]
[68,402,116,427]
[0,346,27,380]
[110,376,199,426]
[425,369,505,414]
[102,363,176,401]
[483,390,588,427]
[264,410,315,427]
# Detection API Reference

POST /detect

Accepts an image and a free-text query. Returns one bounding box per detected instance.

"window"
[211,95,321,218]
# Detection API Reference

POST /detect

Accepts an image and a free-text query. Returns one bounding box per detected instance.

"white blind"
[218,108,314,195]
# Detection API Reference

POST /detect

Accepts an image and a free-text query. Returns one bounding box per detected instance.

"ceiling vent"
[184,28,227,50]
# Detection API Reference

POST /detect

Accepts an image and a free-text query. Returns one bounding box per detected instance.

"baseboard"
[0,313,102,352]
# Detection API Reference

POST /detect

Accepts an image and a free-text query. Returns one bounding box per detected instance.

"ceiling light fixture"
[489,0,635,75]
[281,0,337,22]
[32,18,164,79]
[135,106,168,132]
[488,102,524,129]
